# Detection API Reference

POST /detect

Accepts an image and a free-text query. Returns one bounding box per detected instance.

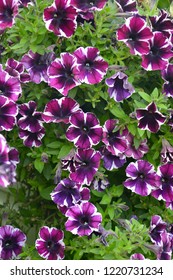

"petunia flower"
[115,0,137,13]
[105,72,135,102]
[19,127,45,148]
[0,0,19,30]
[19,0,34,7]
[149,9,173,38]
[0,225,26,260]
[73,46,108,84]
[102,119,127,156]
[125,132,149,159]
[124,160,160,196]
[157,231,172,260]
[43,0,77,38]
[21,51,56,84]
[136,102,166,133]
[161,139,173,163]
[5,58,30,83]
[66,111,103,149]
[42,97,80,124]
[61,149,76,173]
[117,15,153,55]
[92,177,109,192]
[130,253,146,260]
[35,226,65,260]
[100,146,126,170]
[65,201,102,236]
[149,215,167,246]
[141,32,173,71]
[48,52,81,96]
[70,0,107,12]
[18,101,43,133]
[0,95,18,131]
[0,65,22,101]
[69,148,101,185]
[161,63,173,97]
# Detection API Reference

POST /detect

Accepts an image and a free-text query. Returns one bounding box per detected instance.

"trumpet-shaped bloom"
[0,0,19,30]
[161,63,173,97]
[19,127,45,148]
[0,95,18,131]
[115,0,137,13]
[149,215,167,245]
[70,0,107,12]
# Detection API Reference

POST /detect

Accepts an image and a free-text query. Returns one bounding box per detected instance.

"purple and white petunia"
[71,0,107,12]
[136,102,166,133]
[21,51,56,84]
[92,177,109,192]
[70,148,101,185]
[43,0,77,38]
[161,139,173,164]
[124,160,160,196]
[0,64,22,101]
[0,225,26,260]
[65,201,102,236]
[161,63,173,97]
[18,101,43,133]
[48,52,80,96]
[117,15,153,55]
[42,97,80,124]
[19,0,34,7]
[157,231,172,260]
[152,163,173,203]
[102,119,127,156]
[66,111,103,149]
[73,47,108,84]
[125,133,149,159]
[100,146,126,170]
[141,32,173,71]
[0,0,19,30]
[115,0,137,13]
[149,9,173,37]
[105,72,135,102]
[19,127,45,148]
[149,215,167,246]
[61,149,76,173]
[130,253,146,260]
[5,58,30,83]
[35,226,65,260]
[0,95,18,131]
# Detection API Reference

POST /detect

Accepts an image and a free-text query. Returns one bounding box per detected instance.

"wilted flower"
[161,139,173,163]
[69,148,101,185]
[0,0,19,30]
[48,52,80,96]
[141,32,173,71]
[18,101,43,133]
[0,95,18,131]
[130,253,146,260]
[149,215,167,245]
[117,15,153,55]
[161,63,173,97]
[0,225,26,260]
[124,160,160,196]
[19,127,45,148]
[115,0,137,13]
[19,0,34,7]
[71,0,107,12]
[92,177,109,192]
[73,46,108,84]
[43,0,77,38]
[61,149,76,173]
[35,226,65,260]
[5,58,30,83]
[66,111,103,149]
[21,51,56,84]
[100,146,126,170]
[125,133,149,159]
[65,201,102,236]
[149,9,173,37]
[42,97,80,124]
[136,102,166,133]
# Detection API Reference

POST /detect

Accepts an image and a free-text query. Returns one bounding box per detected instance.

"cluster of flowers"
[131,215,173,260]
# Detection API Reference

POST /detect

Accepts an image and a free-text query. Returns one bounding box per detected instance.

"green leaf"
[39,187,54,200]
[151,88,159,99]
[58,145,73,159]
[108,207,115,219]
[111,185,124,197]
[46,141,61,149]
[100,193,111,204]
[138,91,151,102]
[34,158,44,173]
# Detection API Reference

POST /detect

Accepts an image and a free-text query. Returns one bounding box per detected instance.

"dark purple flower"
[100,146,126,170]
[0,64,22,101]
[124,160,160,196]
[125,133,149,159]
[76,10,94,26]
[149,215,167,245]
[92,177,109,192]
[61,149,76,173]
[73,47,108,84]
[66,111,102,149]
[70,148,101,185]
[48,52,80,96]
[0,95,18,131]
[106,72,135,102]
[0,134,9,163]
[152,163,173,202]
[19,127,45,148]
[115,0,137,13]
[157,231,172,260]
[161,139,173,164]
[0,225,26,260]
[35,226,65,260]
[117,16,153,55]
[65,201,102,236]
[42,97,80,124]
[161,63,173,97]
[43,0,77,38]
[19,0,34,7]
[102,119,127,156]
[71,0,107,12]
[8,147,19,165]
[141,32,173,71]
[149,10,173,37]
[21,51,55,84]
[0,0,19,30]
[136,102,166,133]
[130,253,145,260]
[18,101,43,133]
[5,58,30,83]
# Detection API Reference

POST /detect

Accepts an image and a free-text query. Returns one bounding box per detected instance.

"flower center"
[162,177,169,183]
[3,238,13,249]
[129,33,138,41]
[138,173,145,179]
[54,10,66,24]
[4,8,13,21]
[85,60,93,70]
[46,240,55,251]
[82,125,89,133]
[80,215,89,225]
[150,46,159,56]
